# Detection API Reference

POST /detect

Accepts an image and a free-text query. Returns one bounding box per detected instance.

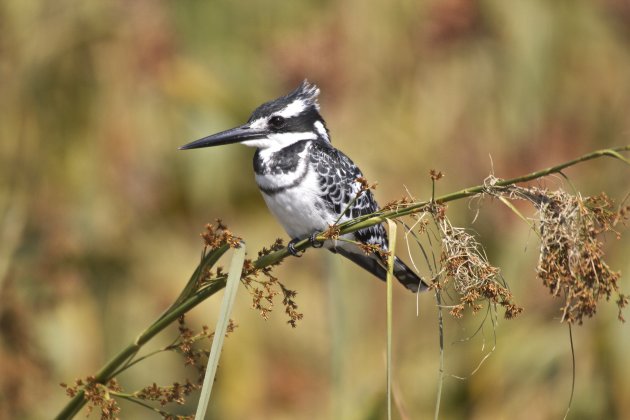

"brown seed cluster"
[429,169,444,181]
[201,219,242,250]
[480,181,628,324]
[170,316,237,373]
[201,224,304,327]
[61,317,237,419]
[357,241,391,261]
[534,190,628,323]
[382,196,414,211]
[240,238,304,327]
[61,378,121,420]
[434,211,523,320]
[322,223,341,240]
[356,176,378,192]
[278,282,303,328]
[134,380,198,408]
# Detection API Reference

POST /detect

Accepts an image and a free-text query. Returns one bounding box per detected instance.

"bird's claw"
[309,233,324,248]
[288,234,324,256]
[287,238,302,257]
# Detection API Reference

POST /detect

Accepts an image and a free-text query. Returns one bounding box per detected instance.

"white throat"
[242,131,317,152]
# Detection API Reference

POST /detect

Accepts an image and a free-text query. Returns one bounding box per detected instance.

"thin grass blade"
[195,242,246,419]
[497,197,541,239]
[386,219,397,420]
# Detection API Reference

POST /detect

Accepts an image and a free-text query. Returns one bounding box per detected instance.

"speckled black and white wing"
[308,141,388,247]
[309,141,428,292]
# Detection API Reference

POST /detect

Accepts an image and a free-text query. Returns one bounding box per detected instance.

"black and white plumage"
[181,81,428,292]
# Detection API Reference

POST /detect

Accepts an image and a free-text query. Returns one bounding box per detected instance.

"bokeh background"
[2,0,630,418]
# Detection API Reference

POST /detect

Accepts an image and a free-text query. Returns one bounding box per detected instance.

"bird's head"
[180,80,330,151]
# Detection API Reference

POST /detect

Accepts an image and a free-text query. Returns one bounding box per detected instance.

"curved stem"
[259,146,630,263]
[54,145,629,419]
[55,278,226,420]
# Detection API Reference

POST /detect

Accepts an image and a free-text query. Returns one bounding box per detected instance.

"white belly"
[257,168,334,239]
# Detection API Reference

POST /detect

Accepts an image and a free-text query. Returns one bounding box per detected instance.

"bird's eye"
[269,115,286,129]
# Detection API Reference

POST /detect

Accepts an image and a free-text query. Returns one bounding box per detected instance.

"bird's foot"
[287,238,302,257]
[287,234,324,256]
[309,233,324,248]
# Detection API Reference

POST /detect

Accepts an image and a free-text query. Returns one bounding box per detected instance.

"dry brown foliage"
[480,182,629,324]
[241,238,304,327]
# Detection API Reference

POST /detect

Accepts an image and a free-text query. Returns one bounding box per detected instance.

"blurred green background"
[1,0,630,418]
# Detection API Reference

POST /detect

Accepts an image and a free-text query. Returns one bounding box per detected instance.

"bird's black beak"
[179,124,266,150]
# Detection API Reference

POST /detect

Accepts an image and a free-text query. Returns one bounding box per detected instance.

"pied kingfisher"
[180,81,428,292]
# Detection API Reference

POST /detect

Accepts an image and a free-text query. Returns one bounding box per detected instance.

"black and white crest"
[244,80,330,147]
[249,80,320,121]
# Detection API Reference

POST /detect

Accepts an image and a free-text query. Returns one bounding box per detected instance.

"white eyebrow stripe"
[277,99,307,118]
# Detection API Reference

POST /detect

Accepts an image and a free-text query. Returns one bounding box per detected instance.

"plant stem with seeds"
[55,145,629,419]
[55,278,226,420]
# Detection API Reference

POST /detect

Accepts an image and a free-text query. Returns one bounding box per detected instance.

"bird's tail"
[332,248,430,292]
[392,256,430,292]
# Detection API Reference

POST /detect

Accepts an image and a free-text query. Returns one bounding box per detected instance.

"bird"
[180,81,429,292]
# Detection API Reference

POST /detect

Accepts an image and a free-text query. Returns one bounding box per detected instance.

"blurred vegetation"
[1,0,630,418]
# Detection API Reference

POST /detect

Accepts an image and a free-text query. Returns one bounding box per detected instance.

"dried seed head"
[430,169,444,181]
[533,190,626,324]
[201,219,242,250]
[433,209,522,320]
